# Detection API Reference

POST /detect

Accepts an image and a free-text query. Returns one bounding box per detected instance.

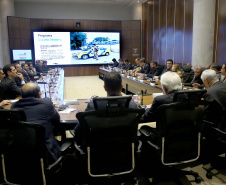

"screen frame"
[11,49,33,61]
[31,29,122,67]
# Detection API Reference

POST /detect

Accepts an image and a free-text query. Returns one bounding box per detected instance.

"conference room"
[0,0,226,184]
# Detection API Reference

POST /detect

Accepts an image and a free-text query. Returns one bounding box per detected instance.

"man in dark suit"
[183,65,204,88]
[42,60,49,72]
[21,63,33,83]
[35,60,44,76]
[122,58,133,70]
[201,69,226,128]
[155,59,173,79]
[11,83,61,163]
[142,71,182,122]
[147,61,163,78]
[139,58,150,74]
[117,58,125,69]
[0,68,5,83]
[112,58,119,68]
[74,71,137,144]
[14,63,25,87]
[1,64,22,99]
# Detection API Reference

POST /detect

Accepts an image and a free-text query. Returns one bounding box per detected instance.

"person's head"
[103,72,122,95]
[0,68,5,80]
[118,58,123,64]
[28,62,33,70]
[43,61,47,66]
[139,58,146,67]
[160,71,182,95]
[14,63,21,73]
[172,64,182,72]
[201,69,219,89]
[187,63,191,66]
[112,58,117,63]
[221,63,226,76]
[206,64,211,69]
[166,59,173,69]
[135,58,140,65]
[150,61,157,69]
[124,58,129,64]
[21,63,29,71]
[3,64,17,78]
[36,60,43,66]
[21,83,41,98]
[210,64,221,73]
[194,65,203,77]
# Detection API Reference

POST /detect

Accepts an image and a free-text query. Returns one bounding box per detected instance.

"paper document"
[59,108,76,113]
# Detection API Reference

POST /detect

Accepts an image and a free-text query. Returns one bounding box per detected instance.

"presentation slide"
[12,50,32,61]
[33,31,120,66]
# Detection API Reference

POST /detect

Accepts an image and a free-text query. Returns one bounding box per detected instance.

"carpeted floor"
[63,76,226,185]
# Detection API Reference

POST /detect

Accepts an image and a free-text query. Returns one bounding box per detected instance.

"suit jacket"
[74,95,137,144]
[112,61,119,68]
[140,63,150,74]
[0,77,22,99]
[142,91,176,122]
[11,98,61,163]
[203,81,226,128]
[183,75,204,88]
[158,66,172,79]
[35,64,43,75]
[21,69,32,83]
[123,63,133,70]
[117,63,125,69]
[147,66,163,78]
[42,65,49,73]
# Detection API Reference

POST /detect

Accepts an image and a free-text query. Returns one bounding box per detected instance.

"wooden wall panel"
[142,0,193,66]
[183,0,193,64]
[8,17,140,76]
[215,0,226,65]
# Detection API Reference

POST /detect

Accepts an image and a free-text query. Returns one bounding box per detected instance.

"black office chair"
[93,95,132,110]
[75,106,144,183]
[139,102,204,184]
[0,84,6,102]
[0,109,72,185]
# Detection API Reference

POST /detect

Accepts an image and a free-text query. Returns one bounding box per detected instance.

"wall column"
[0,0,15,68]
[192,0,216,68]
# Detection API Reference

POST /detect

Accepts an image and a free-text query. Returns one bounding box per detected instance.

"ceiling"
[14,0,148,6]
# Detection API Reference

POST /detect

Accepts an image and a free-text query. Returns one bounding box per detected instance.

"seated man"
[139,58,150,74]
[183,65,204,88]
[0,68,5,82]
[147,61,163,78]
[201,69,226,128]
[35,60,44,76]
[112,58,119,68]
[11,83,61,163]
[122,58,133,70]
[142,71,182,122]
[42,60,49,73]
[211,64,222,80]
[155,59,173,79]
[14,63,25,87]
[117,58,125,69]
[1,64,22,99]
[21,63,33,83]
[74,71,137,144]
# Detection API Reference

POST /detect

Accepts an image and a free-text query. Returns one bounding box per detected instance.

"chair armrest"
[46,156,64,174]
[74,141,85,155]
[60,140,73,154]
[59,120,78,130]
[139,125,153,137]
[147,141,160,150]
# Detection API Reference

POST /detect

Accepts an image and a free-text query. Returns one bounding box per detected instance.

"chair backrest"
[93,95,132,110]
[0,109,49,184]
[173,89,207,106]
[76,108,145,177]
[156,102,204,165]
[0,84,6,102]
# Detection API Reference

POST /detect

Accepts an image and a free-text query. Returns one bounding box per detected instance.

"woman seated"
[172,64,183,80]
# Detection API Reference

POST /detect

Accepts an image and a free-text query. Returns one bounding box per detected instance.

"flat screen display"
[12,49,32,61]
[32,31,120,66]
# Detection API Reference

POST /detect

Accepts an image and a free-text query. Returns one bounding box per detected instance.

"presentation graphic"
[33,32,120,65]
[13,50,32,61]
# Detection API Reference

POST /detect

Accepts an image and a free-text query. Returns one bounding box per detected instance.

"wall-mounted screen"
[32,31,120,66]
[12,49,32,61]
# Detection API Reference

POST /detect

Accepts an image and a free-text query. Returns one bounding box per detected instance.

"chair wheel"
[206,172,213,179]
[195,176,202,183]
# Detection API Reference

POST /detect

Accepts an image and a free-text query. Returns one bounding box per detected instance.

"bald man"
[11,83,61,163]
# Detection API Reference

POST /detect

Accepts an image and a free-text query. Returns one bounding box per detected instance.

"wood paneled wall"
[214,0,226,66]
[7,17,141,76]
[142,0,193,66]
